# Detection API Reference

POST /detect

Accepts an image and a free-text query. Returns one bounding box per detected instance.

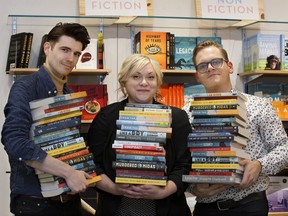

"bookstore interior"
[2,0,288,215]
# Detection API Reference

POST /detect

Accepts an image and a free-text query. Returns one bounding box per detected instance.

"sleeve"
[167,107,192,196]
[1,81,47,165]
[255,99,288,175]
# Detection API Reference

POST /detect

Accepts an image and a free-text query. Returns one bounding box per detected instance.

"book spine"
[114,140,160,146]
[125,103,170,109]
[118,115,170,122]
[63,152,94,165]
[182,175,241,184]
[119,110,170,117]
[116,169,165,176]
[115,134,166,144]
[191,163,242,170]
[47,142,86,157]
[24,33,33,68]
[116,119,170,127]
[115,177,166,186]
[33,129,80,145]
[70,160,95,170]
[190,99,237,106]
[116,173,167,180]
[41,137,84,152]
[112,144,164,151]
[115,149,165,156]
[56,148,90,161]
[187,141,233,148]
[189,147,233,151]
[190,104,237,110]
[187,135,234,142]
[38,134,80,148]
[192,126,238,133]
[44,101,84,114]
[32,105,84,121]
[120,125,172,134]
[116,129,167,138]
[32,116,82,137]
[192,157,239,163]
[116,154,166,163]
[112,161,166,171]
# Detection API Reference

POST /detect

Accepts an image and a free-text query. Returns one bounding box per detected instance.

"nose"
[140,77,148,85]
[207,62,215,71]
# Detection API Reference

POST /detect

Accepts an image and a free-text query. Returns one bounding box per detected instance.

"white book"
[76,38,97,69]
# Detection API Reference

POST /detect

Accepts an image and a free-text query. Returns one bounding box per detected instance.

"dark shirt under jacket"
[87,99,192,216]
[1,67,71,209]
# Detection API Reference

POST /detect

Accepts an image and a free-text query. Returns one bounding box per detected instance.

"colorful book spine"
[116,154,166,163]
[112,161,166,171]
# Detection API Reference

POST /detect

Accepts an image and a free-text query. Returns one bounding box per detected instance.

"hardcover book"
[174,36,196,70]
[6,32,29,72]
[134,31,168,69]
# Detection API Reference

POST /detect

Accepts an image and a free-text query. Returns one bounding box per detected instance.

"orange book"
[157,84,169,105]
[134,31,167,69]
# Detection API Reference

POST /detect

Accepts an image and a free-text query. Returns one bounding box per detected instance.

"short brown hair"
[47,22,90,51]
[192,40,229,65]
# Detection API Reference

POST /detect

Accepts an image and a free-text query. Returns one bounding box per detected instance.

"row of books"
[112,103,172,186]
[134,31,222,70]
[182,92,251,184]
[157,83,184,109]
[6,32,33,72]
[243,33,287,72]
[29,91,102,197]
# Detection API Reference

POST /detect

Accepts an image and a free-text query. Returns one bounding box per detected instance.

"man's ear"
[227,61,234,74]
[43,42,51,56]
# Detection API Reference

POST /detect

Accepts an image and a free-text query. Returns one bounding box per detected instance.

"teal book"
[196,37,222,46]
[174,37,196,70]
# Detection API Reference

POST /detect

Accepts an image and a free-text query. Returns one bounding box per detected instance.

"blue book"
[196,37,222,46]
[174,37,196,70]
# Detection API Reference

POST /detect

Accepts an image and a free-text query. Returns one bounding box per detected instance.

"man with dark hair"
[187,40,288,216]
[2,23,91,216]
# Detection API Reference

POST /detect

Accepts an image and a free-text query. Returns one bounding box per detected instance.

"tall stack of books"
[182,92,251,184]
[29,91,101,197]
[112,103,172,186]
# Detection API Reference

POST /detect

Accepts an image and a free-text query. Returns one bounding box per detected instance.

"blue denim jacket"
[1,66,71,202]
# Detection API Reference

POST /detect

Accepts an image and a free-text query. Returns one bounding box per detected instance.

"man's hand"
[237,159,262,189]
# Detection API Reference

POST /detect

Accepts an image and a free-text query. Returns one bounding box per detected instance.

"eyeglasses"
[195,58,228,73]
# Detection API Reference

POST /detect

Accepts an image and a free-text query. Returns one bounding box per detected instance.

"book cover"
[174,36,196,70]
[243,33,285,71]
[196,37,222,46]
[267,176,288,212]
[76,38,97,69]
[134,31,167,69]
[6,32,29,72]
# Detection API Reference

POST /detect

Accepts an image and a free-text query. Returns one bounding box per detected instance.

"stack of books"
[29,91,101,197]
[112,103,172,186]
[182,92,251,184]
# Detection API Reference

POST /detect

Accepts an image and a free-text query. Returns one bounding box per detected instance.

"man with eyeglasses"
[187,40,288,216]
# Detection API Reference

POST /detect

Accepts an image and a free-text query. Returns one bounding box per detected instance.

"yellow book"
[47,142,86,157]
[87,175,102,185]
[115,177,166,186]
[191,99,244,107]
[191,163,244,171]
[119,110,171,118]
[32,110,83,127]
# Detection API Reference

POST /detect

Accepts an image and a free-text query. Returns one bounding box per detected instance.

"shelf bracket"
[130,26,135,54]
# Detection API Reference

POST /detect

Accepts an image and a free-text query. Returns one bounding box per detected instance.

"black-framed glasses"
[195,58,228,73]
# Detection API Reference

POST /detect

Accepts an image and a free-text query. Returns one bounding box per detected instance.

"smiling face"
[44,35,82,78]
[125,63,158,104]
[194,46,234,93]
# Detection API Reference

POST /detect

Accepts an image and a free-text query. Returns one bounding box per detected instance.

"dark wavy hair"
[47,22,90,50]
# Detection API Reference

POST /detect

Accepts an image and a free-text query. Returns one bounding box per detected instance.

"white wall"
[1,0,288,215]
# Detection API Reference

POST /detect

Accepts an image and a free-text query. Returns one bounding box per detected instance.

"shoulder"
[241,92,271,107]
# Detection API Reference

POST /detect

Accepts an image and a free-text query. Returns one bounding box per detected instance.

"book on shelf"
[174,36,196,70]
[37,34,48,68]
[24,32,33,68]
[182,174,241,184]
[134,31,168,69]
[267,176,288,212]
[243,33,285,72]
[75,38,97,69]
[6,32,30,72]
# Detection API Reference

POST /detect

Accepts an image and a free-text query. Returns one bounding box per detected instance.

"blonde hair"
[118,54,163,98]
